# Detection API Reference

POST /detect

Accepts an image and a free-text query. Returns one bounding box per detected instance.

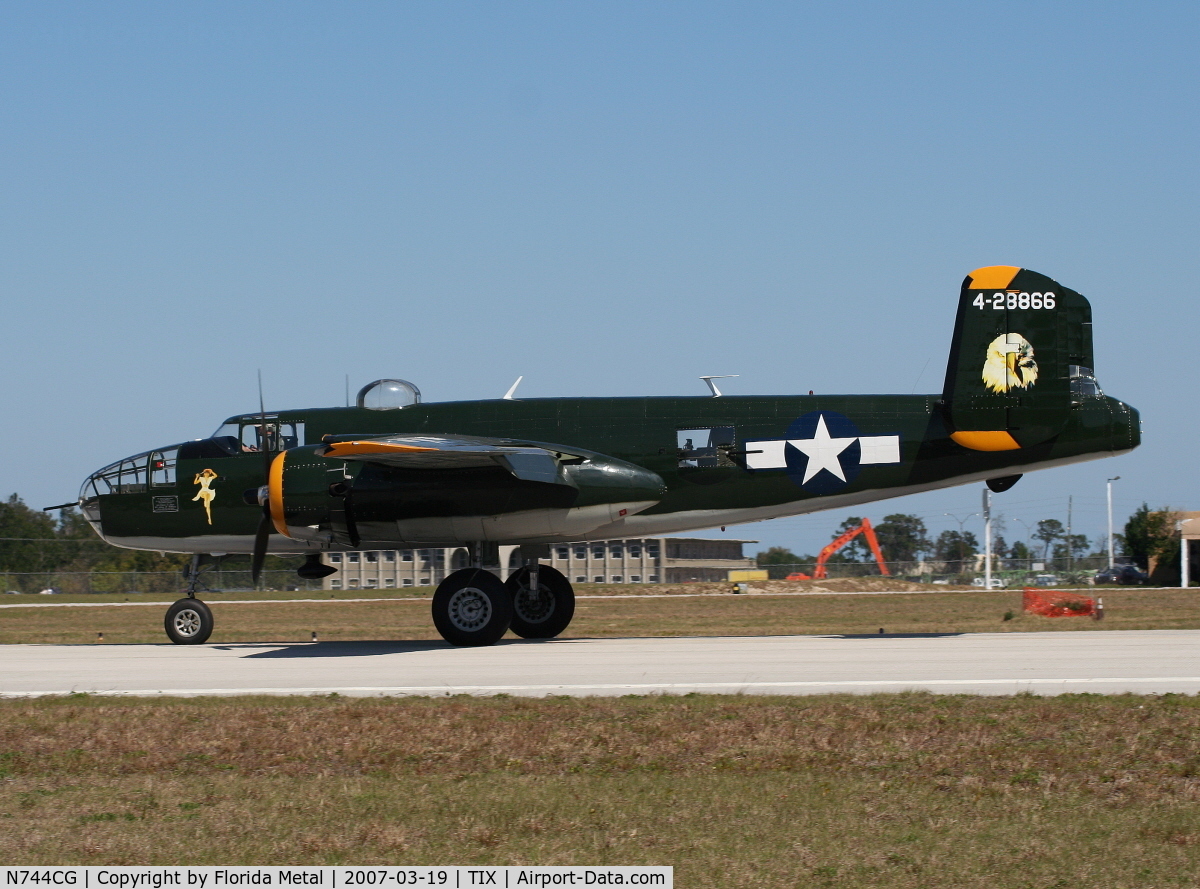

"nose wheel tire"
[505,565,575,639]
[432,569,513,646]
[164,598,214,644]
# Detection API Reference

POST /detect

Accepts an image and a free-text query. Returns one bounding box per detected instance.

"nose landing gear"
[164,554,215,644]
[164,598,213,644]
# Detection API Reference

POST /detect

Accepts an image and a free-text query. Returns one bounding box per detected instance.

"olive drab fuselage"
[80,390,1138,554]
[77,266,1140,556]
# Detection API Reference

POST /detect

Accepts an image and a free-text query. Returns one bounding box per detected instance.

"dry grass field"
[5,585,1200,883]
[2,585,1199,644]
[3,693,1200,886]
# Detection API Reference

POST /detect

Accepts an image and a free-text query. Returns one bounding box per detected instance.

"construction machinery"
[786,518,891,580]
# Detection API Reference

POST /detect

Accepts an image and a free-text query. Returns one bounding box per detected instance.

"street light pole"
[982,488,993,590]
[944,512,979,578]
[1106,476,1121,570]
[1015,518,1036,573]
[1179,519,1190,590]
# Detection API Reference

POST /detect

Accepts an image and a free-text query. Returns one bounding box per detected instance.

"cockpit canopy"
[357,379,421,410]
[204,418,305,458]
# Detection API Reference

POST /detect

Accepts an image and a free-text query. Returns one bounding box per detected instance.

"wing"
[317,434,579,484]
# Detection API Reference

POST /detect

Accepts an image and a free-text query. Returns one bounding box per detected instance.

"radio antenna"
[503,375,524,400]
[699,375,738,397]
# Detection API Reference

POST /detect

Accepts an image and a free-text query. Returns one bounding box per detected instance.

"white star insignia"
[788,415,857,483]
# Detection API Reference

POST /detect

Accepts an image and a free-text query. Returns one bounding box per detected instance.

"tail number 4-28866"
[973,291,1057,310]
[974,292,1060,309]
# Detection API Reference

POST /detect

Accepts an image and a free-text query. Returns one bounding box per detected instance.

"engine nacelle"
[267,444,665,546]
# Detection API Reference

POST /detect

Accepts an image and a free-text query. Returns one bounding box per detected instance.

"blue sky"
[1,1,1196,556]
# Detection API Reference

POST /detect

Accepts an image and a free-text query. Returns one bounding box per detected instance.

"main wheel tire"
[505,565,575,639]
[164,598,213,644]
[431,569,513,646]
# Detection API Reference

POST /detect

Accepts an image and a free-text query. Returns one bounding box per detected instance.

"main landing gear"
[164,554,214,644]
[431,559,577,646]
[506,565,576,639]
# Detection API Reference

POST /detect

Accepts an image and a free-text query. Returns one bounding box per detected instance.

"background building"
[322,537,757,590]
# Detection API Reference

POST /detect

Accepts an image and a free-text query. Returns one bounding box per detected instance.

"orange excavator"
[786,517,891,580]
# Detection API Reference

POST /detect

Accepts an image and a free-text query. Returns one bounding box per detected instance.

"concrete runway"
[3,630,1199,697]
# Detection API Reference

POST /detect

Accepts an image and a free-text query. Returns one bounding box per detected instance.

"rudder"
[942,266,1093,450]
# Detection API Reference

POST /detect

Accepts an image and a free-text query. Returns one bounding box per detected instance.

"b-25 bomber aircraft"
[68,266,1139,647]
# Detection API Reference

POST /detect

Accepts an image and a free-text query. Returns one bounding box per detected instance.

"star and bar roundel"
[745,411,902,494]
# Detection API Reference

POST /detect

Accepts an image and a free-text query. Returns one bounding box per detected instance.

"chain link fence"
[0,569,325,595]
[761,554,1113,585]
[2,554,1124,594]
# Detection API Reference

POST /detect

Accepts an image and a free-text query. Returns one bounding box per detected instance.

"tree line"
[757,505,1187,579]
[0,494,189,574]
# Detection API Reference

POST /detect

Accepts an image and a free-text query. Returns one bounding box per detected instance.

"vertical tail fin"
[942,266,1093,450]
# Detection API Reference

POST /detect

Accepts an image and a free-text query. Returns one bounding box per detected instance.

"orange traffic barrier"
[1022,587,1095,618]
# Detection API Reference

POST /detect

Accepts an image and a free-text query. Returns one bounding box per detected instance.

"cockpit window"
[1069,365,1103,398]
[238,421,303,452]
[200,419,304,456]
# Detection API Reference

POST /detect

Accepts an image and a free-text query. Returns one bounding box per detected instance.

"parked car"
[1094,565,1150,586]
[971,577,1006,589]
[1031,574,1060,587]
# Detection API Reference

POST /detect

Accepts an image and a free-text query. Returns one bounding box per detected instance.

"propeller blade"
[257,369,273,480]
[251,370,277,587]
[251,503,272,584]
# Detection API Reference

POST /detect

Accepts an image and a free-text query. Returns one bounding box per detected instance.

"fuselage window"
[1069,366,1104,398]
[677,426,736,468]
[150,450,177,487]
